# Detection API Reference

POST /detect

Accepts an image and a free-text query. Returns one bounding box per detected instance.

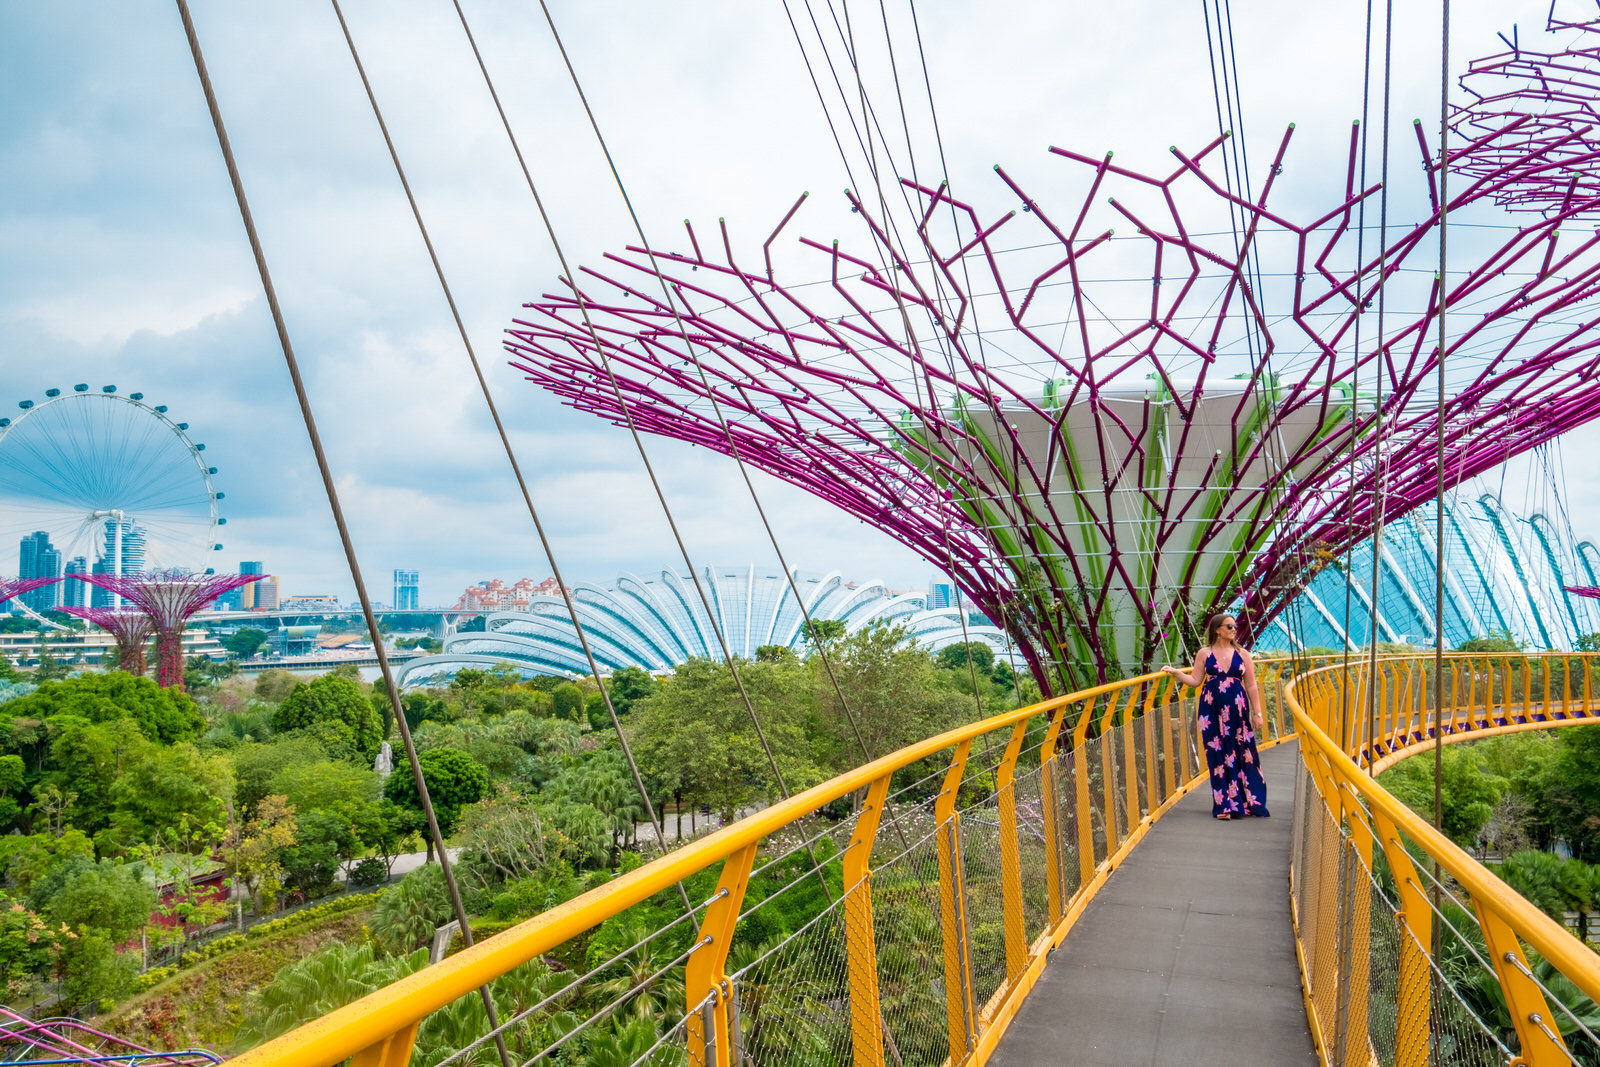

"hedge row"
[134,889,388,992]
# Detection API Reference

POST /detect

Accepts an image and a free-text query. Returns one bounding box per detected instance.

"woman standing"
[1162,613,1271,820]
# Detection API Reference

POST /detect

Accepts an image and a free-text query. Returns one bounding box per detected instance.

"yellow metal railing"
[231,660,1311,1067]
[1287,652,1600,1067]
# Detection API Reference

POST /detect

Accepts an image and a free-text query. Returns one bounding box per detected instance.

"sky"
[2,0,1593,607]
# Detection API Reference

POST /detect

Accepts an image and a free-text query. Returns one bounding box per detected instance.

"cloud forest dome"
[506,16,1600,693]
[397,564,1010,685]
[1259,490,1600,654]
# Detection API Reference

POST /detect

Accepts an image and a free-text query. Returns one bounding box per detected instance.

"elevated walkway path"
[989,742,1315,1066]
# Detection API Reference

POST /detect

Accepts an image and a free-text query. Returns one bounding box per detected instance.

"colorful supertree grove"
[59,606,157,676]
[507,89,1600,690]
[73,571,262,689]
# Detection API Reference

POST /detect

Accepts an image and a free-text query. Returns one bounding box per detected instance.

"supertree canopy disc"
[507,65,1600,691]
[60,606,156,676]
[73,570,261,690]
[0,577,61,607]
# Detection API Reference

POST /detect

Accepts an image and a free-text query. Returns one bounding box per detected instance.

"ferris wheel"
[0,386,225,602]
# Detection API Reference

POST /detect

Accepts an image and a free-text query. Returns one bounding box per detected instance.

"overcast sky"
[3,0,1591,607]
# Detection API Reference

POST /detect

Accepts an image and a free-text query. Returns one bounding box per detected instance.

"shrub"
[349,858,387,889]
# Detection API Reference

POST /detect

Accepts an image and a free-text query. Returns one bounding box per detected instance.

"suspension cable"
[1435,0,1452,846]
[447,0,808,830]
[169,3,507,1056]
[324,0,695,935]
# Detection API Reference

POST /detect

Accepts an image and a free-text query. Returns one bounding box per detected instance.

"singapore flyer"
[0,385,224,585]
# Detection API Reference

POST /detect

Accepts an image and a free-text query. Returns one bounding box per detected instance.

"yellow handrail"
[1285,651,1600,1066]
[233,665,1248,1067]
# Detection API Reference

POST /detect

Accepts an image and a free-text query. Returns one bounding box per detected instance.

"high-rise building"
[17,532,61,612]
[253,576,279,611]
[62,557,87,608]
[237,561,264,610]
[393,569,419,610]
[928,580,958,611]
[90,520,146,607]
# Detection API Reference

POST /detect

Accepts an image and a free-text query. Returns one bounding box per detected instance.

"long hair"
[1204,613,1237,647]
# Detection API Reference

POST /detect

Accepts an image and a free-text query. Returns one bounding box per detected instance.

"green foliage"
[1377,743,1508,845]
[604,666,656,715]
[230,737,327,818]
[3,673,204,745]
[235,941,427,1050]
[61,927,136,1009]
[936,641,995,672]
[31,858,156,945]
[382,747,489,836]
[269,759,379,818]
[221,628,268,659]
[349,857,387,889]
[1541,724,1600,861]
[253,669,301,703]
[632,656,823,822]
[104,742,232,849]
[1456,629,1526,653]
[371,865,451,955]
[801,618,847,648]
[551,683,585,724]
[272,674,383,763]
[279,809,354,896]
[0,904,66,1000]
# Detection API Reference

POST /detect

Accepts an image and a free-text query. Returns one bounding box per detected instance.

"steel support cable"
[511,8,958,982]
[1342,0,1379,760]
[168,3,507,1059]
[446,2,803,842]
[1365,0,1397,784]
[1435,0,1451,925]
[323,0,694,938]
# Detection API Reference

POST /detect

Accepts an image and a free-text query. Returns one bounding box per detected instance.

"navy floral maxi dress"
[1199,649,1270,818]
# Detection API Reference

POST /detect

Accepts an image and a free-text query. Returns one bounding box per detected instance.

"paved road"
[988,742,1316,1067]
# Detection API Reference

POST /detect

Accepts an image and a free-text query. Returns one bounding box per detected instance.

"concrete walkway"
[988,742,1316,1067]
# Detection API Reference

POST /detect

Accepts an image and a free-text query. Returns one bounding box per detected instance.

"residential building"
[17,532,61,612]
[61,557,87,608]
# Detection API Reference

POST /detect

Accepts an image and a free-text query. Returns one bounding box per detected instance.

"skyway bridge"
[231,653,1600,1067]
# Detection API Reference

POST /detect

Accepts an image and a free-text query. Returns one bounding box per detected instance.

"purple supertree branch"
[0,577,61,608]
[60,606,156,675]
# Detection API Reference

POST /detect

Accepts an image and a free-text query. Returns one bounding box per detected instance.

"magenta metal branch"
[71,571,263,690]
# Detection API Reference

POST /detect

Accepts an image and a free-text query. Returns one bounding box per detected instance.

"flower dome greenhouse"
[398,564,1010,686]
[1257,491,1600,653]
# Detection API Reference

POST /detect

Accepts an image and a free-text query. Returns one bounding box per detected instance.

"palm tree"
[234,943,426,1051]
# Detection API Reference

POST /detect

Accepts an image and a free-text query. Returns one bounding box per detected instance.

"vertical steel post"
[843,774,892,1067]
[1474,901,1571,1065]
[935,740,974,1065]
[996,721,1029,986]
[1372,811,1432,1067]
[686,843,758,1067]
[1073,699,1100,887]
[1038,707,1068,922]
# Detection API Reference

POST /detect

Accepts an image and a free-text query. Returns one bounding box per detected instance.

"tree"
[279,809,354,897]
[4,673,204,744]
[235,942,426,1050]
[370,865,452,954]
[1457,629,1526,653]
[0,904,65,1002]
[222,628,268,659]
[631,656,822,822]
[30,858,156,946]
[456,787,548,889]
[45,717,152,834]
[227,794,297,917]
[605,667,656,715]
[230,737,327,818]
[352,799,417,878]
[272,673,383,763]
[551,683,586,724]
[254,669,301,703]
[936,642,995,673]
[801,619,847,649]
[105,742,233,850]
[1541,724,1600,861]
[1378,744,1508,846]
[269,760,380,819]
[382,748,489,849]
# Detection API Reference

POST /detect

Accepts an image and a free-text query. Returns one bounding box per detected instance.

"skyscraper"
[90,520,146,607]
[393,569,419,610]
[62,557,87,608]
[17,532,61,612]
[238,561,264,610]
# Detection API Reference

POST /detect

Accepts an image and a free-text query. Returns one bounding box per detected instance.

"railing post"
[686,842,758,1067]
[349,1024,419,1067]
[1074,699,1099,887]
[1142,683,1159,813]
[1099,694,1124,853]
[1474,902,1571,1066]
[936,739,974,1066]
[843,773,892,1067]
[1371,811,1432,1067]
[1039,706,1068,922]
[996,720,1029,987]
[1123,686,1144,829]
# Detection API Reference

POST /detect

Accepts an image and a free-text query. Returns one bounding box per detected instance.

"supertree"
[60,606,156,676]
[508,71,1600,692]
[74,571,262,690]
